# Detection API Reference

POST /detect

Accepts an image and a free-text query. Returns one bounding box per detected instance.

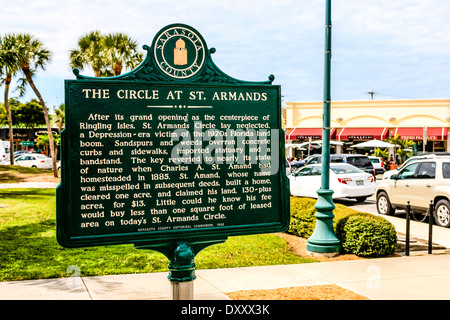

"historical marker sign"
[56,24,289,249]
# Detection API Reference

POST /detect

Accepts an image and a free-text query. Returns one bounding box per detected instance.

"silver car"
[376,157,450,227]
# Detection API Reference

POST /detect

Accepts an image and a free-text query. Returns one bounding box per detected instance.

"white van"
[369,156,384,175]
[0,140,10,165]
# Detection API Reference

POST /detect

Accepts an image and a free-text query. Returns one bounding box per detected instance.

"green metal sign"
[21,141,34,146]
[57,24,289,253]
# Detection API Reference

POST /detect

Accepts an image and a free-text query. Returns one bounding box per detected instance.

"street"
[335,194,378,215]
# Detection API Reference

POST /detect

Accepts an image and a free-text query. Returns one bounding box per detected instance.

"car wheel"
[377,192,395,215]
[31,165,37,168]
[434,199,450,228]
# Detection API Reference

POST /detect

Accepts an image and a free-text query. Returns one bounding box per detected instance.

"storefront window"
[434,141,445,152]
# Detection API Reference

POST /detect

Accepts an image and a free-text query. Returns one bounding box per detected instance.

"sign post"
[306,0,341,254]
[57,24,290,299]
[423,126,427,153]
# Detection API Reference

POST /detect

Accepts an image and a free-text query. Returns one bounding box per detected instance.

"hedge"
[287,197,397,257]
[336,213,397,257]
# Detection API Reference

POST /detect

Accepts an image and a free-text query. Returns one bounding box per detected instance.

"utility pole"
[368,91,375,100]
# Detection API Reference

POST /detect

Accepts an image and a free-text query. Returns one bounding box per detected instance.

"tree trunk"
[113,62,123,76]
[22,63,58,177]
[4,74,15,165]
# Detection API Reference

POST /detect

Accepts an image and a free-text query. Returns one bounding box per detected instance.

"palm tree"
[0,103,6,125]
[37,133,61,160]
[15,34,58,177]
[69,31,143,77]
[386,135,415,164]
[54,103,65,132]
[0,34,22,165]
[103,33,143,76]
[69,31,108,77]
[36,133,50,154]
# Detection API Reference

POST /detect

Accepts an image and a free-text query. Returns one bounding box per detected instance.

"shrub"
[336,213,397,257]
[288,197,317,238]
[288,197,356,238]
[288,197,397,257]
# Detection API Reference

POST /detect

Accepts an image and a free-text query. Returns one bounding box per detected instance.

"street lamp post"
[306,0,341,254]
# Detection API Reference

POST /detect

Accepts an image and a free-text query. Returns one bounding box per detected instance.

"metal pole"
[423,127,427,154]
[171,281,194,300]
[322,0,332,191]
[168,242,196,300]
[307,0,341,254]
[136,238,226,300]
[428,201,434,254]
[405,202,410,256]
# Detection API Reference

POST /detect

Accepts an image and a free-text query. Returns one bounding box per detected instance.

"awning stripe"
[393,127,447,140]
[286,128,336,140]
[338,127,388,140]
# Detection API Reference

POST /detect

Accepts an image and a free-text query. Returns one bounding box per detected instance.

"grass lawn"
[0,188,316,281]
[0,165,48,175]
[0,165,56,183]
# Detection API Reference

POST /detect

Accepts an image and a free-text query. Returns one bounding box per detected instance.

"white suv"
[376,157,450,227]
[383,153,450,179]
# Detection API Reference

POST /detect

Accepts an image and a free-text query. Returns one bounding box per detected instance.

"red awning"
[337,127,388,140]
[393,127,448,141]
[286,128,336,140]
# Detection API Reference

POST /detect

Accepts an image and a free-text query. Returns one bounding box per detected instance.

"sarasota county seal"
[153,25,206,79]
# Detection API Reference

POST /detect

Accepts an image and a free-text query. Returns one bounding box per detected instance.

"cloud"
[1,0,449,108]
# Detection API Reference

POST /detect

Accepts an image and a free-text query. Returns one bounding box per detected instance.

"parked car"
[290,159,306,169]
[289,163,375,202]
[369,156,385,175]
[376,157,450,227]
[14,152,42,159]
[285,158,291,176]
[0,140,10,165]
[305,154,376,177]
[383,153,450,179]
[14,154,53,169]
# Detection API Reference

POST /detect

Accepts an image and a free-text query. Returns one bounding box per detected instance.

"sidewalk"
[2,254,450,300]
[0,182,59,189]
[2,182,450,300]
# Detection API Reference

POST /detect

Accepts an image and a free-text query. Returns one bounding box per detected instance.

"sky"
[1,0,450,113]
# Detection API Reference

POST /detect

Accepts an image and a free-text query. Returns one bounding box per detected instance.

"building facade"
[285,99,450,157]
[0,127,60,154]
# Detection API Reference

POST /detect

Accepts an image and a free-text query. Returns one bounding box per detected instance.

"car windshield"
[398,157,418,170]
[296,167,313,176]
[330,164,364,174]
[347,156,372,166]
[306,157,320,164]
